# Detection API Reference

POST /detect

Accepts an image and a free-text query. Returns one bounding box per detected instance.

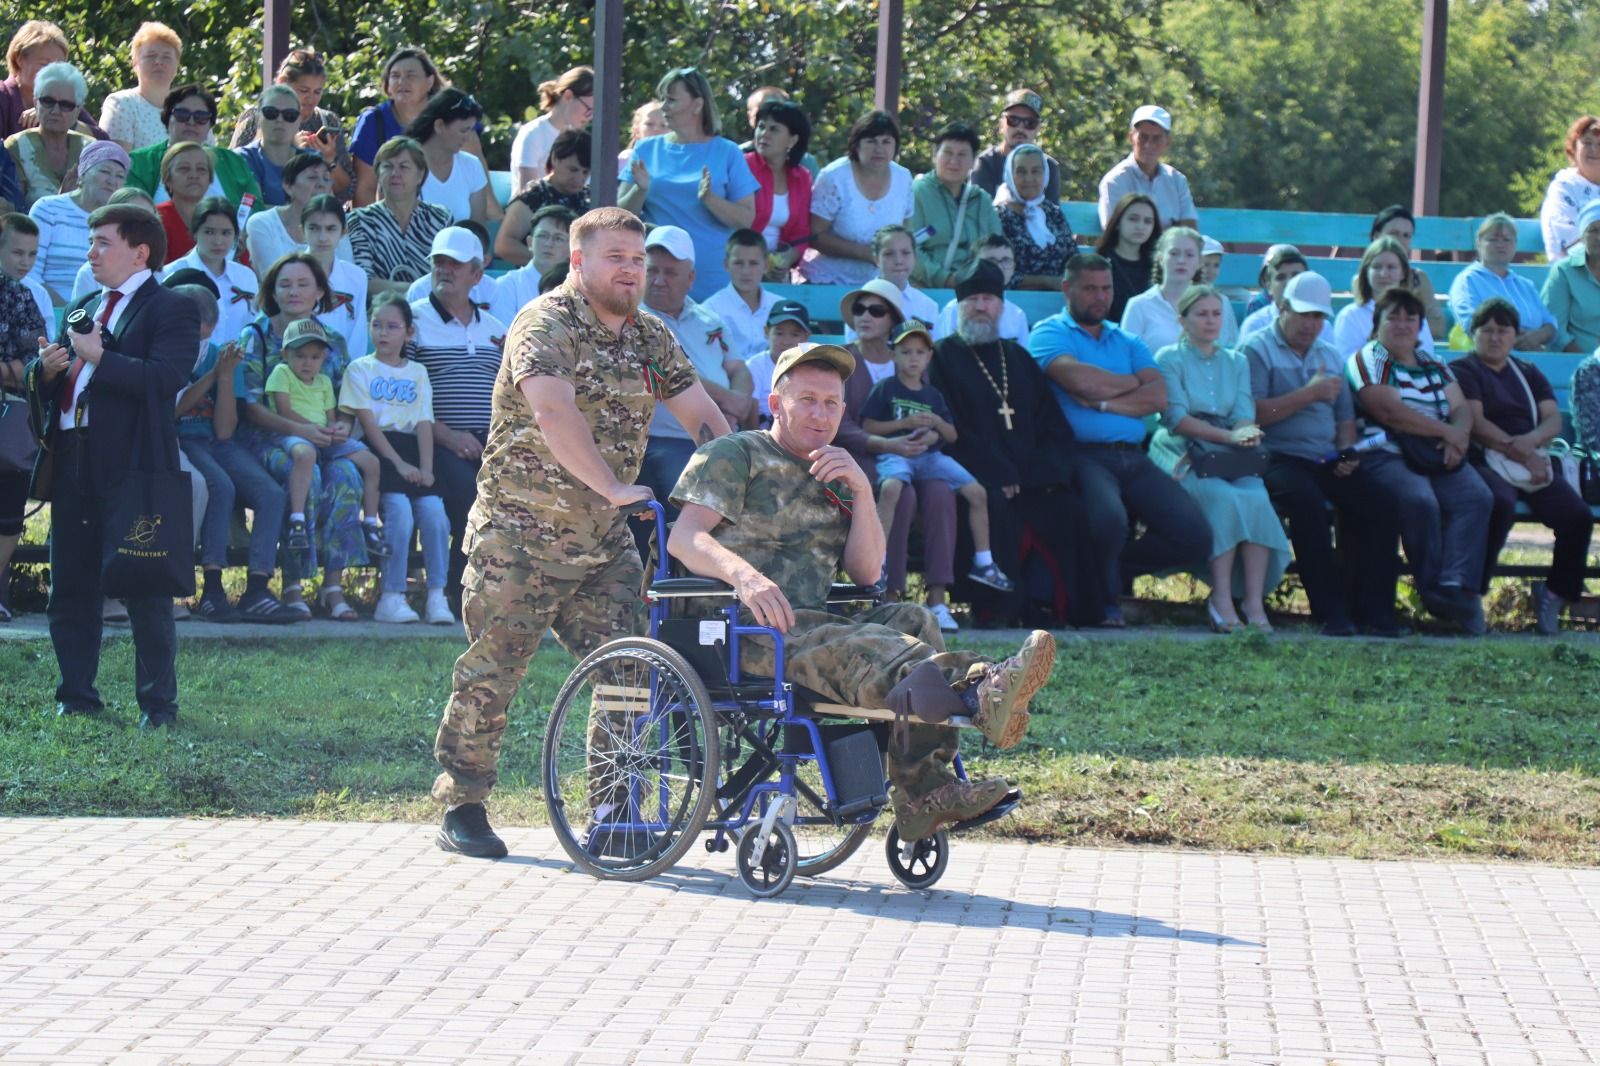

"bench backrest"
[1062,199,1543,256]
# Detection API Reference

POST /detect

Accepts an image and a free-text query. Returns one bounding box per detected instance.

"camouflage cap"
[772,342,855,384]
[1003,89,1043,115]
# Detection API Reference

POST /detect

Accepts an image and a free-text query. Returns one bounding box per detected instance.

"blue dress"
[625,135,759,301]
[1148,339,1291,595]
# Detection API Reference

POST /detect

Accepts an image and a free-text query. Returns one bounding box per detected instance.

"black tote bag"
[101,379,194,599]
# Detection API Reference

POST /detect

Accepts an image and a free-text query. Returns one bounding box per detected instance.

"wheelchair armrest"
[827,583,884,604]
[649,576,738,599]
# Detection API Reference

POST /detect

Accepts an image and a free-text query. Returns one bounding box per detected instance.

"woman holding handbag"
[1346,287,1494,633]
[1454,297,1593,634]
[0,269,46,621]
[1148,285,1290,633]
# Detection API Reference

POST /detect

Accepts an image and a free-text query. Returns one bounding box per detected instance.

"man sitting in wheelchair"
[667,343,1057,841]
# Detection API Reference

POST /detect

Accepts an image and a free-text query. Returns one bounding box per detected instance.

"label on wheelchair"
[698,620,727,646]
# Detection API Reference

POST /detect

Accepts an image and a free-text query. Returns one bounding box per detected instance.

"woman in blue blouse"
[1446,213,1569,352]
[617,67,758,300]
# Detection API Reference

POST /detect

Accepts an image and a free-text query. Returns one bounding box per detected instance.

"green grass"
[2,635,1597,865]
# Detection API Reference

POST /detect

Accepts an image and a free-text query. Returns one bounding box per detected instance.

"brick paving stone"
[1,818,1598,1065]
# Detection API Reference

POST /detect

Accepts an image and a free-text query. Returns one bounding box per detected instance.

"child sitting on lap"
[861,320,1013,628]
[265,318,388,560]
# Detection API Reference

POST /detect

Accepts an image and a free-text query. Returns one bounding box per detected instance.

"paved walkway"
[1,819,1596,1064]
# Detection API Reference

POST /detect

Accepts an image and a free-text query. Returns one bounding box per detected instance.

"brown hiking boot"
[967,629,1055,749]
[893,777,1011,841]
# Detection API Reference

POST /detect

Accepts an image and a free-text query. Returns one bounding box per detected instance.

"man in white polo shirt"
[409,226,506,613]
[636,225,757,522]
[1096,105,1198,229]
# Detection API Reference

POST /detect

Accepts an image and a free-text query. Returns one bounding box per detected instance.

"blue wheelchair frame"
[589,500,970,862]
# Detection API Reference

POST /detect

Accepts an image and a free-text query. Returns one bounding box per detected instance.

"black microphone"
[66,308,95,335]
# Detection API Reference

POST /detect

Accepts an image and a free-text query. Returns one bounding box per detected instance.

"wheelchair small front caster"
[885,826,949,890]
[736,822,797,898]
[705,833,730,854]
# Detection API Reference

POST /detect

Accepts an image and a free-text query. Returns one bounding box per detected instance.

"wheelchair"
[540,501,1020,898]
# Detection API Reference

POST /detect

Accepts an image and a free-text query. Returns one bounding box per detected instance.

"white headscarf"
[1002,144,1055,249]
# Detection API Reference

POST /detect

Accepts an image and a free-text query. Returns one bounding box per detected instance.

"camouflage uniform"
[432,280,696,807]
[670,431,993,822]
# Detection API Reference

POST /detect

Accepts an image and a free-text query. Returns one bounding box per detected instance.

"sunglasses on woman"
[261,105,302,123]
[172,107,215,125]
[36,95,78,112]
[852,301,891,318]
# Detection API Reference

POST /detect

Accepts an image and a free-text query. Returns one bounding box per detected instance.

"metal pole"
[591,0,625,207]
[1412,0,1447,216]
[874,0,904,115]
[263,0,291,88]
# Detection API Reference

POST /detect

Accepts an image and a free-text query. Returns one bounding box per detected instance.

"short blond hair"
[130,21,182,61]
[7,20,70,73]
[571,206,645,248]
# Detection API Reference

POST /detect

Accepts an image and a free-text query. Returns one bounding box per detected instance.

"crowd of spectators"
[0,17,1596,635]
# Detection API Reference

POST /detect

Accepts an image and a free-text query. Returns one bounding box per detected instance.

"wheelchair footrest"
[949,788,1022,834]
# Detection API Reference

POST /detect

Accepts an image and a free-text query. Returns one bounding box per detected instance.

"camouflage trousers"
[432,519,645,807]
[736,602,991,818]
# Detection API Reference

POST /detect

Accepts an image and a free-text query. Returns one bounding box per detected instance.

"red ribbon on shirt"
[641,359,669,401]
[822,482,853,519]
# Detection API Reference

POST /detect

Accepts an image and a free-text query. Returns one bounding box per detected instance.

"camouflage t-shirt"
[671,431,854,610]
[471,279,696,546]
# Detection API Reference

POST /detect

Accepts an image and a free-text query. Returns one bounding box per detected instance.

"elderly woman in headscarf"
[25,137,127,302]
[995,143,1074,290]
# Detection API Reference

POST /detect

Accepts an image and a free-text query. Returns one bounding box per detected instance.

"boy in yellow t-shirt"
[264,318,387,558]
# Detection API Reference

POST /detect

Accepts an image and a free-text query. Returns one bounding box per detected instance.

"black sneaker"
[195,590,240,624]
[363,524,391,560]
[438,803,508,859]
[237,590,306,625]
[286,519,310,552]
[968,563,1015,592]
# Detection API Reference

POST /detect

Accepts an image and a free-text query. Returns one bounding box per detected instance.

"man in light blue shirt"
[1028,251,1209,625]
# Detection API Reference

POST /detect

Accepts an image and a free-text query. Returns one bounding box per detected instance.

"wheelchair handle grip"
[622,498,671,580]
[620,499,666,522]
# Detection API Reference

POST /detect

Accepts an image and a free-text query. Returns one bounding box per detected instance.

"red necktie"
[58,290,122,416]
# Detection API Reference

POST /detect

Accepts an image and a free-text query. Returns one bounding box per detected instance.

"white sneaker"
[931,602,959,632]
[424,589,455,625]
[374,592,419,624]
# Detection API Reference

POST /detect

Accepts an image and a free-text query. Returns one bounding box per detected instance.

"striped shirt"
[348,199,454,286]
[1346,340,1456,450]
[25,193,90,303]
[409,294,505,434]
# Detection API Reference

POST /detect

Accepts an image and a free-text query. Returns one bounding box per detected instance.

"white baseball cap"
[644,225,695,264]
[430,226,483,264]
[1201,236,1224,257]
[1283,271,1334,317]
[1130,104,1172,131]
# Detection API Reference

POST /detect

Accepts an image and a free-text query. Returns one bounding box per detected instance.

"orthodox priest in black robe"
[927,260,1107,627]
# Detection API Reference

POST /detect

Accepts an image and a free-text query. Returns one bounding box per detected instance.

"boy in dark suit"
[26,203,199,729]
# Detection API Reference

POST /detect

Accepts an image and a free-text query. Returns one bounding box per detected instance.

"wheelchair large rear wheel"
[791,757,874,877]
[543,637,718,882]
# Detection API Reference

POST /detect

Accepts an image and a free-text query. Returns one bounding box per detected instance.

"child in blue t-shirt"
[861,321,1014,623]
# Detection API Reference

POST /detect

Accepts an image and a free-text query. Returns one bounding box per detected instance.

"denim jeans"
[179,437,288,575]
[1360,450,1493,591]
[379,492,450,594]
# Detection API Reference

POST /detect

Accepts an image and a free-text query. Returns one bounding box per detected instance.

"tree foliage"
[13,0,1600,217]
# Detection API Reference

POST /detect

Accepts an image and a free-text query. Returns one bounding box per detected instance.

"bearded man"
[926,260,1107,627]
[431,207,731,860]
